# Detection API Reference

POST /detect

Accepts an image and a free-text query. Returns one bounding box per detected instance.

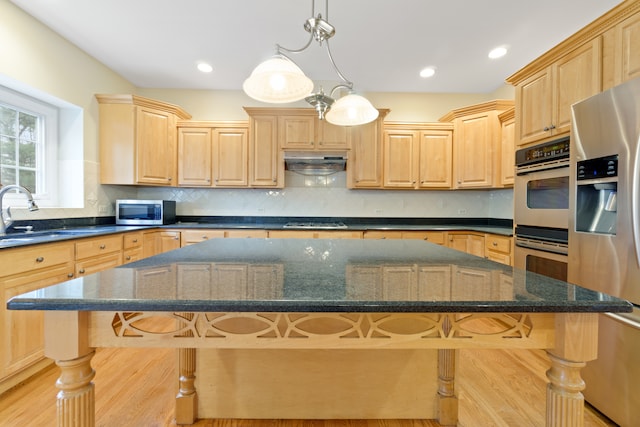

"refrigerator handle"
[634,147,640,268]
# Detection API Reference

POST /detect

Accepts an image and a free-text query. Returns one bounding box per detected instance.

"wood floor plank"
[0,346,616,427]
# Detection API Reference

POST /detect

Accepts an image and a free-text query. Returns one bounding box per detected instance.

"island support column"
[44,311,95,427]
[545,312,598,427]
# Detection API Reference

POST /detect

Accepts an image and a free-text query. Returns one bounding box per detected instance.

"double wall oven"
[514,137,570,281]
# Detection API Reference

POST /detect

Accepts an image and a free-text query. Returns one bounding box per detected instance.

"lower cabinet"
[143,230,181,257]
[0,241,75,393]
[75,234,123,277]
[268,230,363,239]
[364,230,446,245]
[446,232,485,258]
[181,229,268,246]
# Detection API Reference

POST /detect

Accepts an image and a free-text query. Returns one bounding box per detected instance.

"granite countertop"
[0,217,513,249]
[7,238,631,314]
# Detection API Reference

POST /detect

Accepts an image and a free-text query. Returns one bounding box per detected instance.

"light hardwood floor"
[0,347,616,427]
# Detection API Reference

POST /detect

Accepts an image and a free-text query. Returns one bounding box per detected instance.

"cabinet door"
[247,265,284,299]
[454,113,493,188]
[500,115,515,186]
[348,120,383,188]
[213,127,248,187]
[516,68,553,146]
[211,264,248,299]
[178,127,213,186]
[382,265,417,300]
[553,38,602,135]
[417,265,452,301]
[136,106,176,185]
[279,115,315,149]
[143,230,181,257]
[613,12,640,86]
[316,120,349,149]
[250,116,282,187]
[418,130,453,189]
[181,229,226,246]
[383,129,418,188]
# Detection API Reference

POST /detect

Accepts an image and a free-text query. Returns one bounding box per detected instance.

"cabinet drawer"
[485,234,511,254]
[182,229,226,246]
[401,231,446,245]
[76,252,122,276]
[75,235,123,260]
[0,242,75,278]
[225,230,268,238]
[486,251,511,265]
[123,247,143,264]
[123,232,143,250]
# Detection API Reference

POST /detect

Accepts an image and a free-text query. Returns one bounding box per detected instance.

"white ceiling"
[11,0,622,94]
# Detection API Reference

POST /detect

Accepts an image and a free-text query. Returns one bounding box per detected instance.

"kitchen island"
[7,238,631,426]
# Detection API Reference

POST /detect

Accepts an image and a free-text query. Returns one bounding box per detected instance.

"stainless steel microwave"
[115,200,176,225]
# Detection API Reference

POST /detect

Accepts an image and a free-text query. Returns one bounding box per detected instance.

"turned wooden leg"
[176,347,198,425]
[55,351,96,427]
[545,352,587,427]
[437,348,458,426]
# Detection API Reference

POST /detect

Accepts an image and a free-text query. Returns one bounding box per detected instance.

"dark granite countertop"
[0,217,513,249]
[7,238,631,314]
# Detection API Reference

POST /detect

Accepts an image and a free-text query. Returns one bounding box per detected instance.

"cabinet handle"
[543,126,550,131]
[35,256,44,263]
[126,256,131,261]
[492,242,498,246]
[79,268,85,274]
[67,273,74,278]
[132,239,138,243]
[168,177,172,181]
[549,124,556,130]
[423,237,429,241]
[100,244,106,249]
[202,236,208,240]
[174,236,180,240]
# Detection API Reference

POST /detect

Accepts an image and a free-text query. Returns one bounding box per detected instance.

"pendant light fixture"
[243,0,378,126]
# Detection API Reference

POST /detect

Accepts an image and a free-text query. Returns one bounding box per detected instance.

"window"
[0,85,58,205]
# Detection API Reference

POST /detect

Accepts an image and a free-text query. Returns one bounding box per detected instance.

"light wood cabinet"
[177,126,212,186]
[603,10,640,89]
[363,230,446,245]
[0,242,75,392]
[75,234,123,277]
[248,114,283,187]
[484,233,513,266]
[446,232,485,258]
[177,122,251,188]
[123,232,144,264]
[382,123,454,189]
[513,39,601,147]
[498,108,515,187]
[96,94,191,186]
[278,110,350,150]
[143,230,181,258]
[440,101,513,189]
[268,230,363,239]
[213,127,249,187]
[347,110,389,189]
[181,229,268,246]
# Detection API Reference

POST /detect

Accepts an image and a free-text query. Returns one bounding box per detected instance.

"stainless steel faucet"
[0,185,39,235]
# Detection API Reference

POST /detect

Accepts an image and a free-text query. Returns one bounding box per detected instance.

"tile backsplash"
[136,171,514,219]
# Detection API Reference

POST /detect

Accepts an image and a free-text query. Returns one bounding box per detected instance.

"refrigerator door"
[582,307,640,427]
[569,77,640,306]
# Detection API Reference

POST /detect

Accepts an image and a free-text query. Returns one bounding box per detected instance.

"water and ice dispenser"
[575,155,618,235]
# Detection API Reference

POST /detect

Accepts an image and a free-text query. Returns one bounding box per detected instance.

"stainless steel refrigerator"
[570,76,640,426]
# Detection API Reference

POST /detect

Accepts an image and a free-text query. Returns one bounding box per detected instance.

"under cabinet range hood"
[284,153,347,176]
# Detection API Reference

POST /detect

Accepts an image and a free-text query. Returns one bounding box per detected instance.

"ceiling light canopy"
[243,0,378,126]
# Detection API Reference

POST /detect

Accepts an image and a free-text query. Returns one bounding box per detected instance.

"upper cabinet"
[177,121,262,188]
[603,10,640,89]
[382,123,454,189]
[278,109,350,151]
[96,94,192,186]
[440,100,514,189]
[507,0,640,147]
[498,108,515,187]
[347,110,389,189]
[513,39,601,147]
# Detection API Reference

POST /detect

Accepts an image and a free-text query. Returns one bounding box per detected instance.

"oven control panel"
[516,137,570,167]
[577,155,618,180]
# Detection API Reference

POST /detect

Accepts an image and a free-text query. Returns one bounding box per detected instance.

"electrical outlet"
[98,205,109,214]
[458,209,467,215]
[374,209,383,214]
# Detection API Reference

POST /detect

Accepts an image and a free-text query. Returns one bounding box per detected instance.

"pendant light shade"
[325,93,379,126]
[243,0,378,125]
[243,56,314,103]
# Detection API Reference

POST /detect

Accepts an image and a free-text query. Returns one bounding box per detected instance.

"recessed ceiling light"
[488,46,508,59]
[197,62,213,73]
[419,67,436,78]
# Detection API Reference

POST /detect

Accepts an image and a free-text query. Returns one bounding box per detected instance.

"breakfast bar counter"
[7,238,632,426]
